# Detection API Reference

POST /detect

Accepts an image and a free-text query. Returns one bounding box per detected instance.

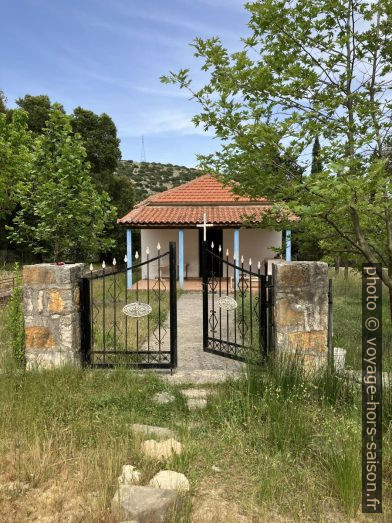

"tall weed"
[4,264,25,368]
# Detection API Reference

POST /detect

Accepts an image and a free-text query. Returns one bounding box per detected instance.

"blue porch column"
[127,229,132,288]
[234,228,240,287]
[285,229,292,262]
[178,228,184,289]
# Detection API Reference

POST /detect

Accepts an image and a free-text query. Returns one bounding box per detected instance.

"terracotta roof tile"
[118,205,273,227]
[118,174,296,227]
[134,174,265,206]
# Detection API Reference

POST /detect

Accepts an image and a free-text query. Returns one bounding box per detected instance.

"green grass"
[332,269,392,371]
[0,262,19,279]
[1,266,392,520]
[0,361,390,521]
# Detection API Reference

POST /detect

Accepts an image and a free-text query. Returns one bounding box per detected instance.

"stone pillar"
[272,261,328,369]
[23,263,85,369]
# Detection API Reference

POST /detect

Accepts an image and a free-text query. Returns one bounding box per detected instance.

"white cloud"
[118,108,214,137]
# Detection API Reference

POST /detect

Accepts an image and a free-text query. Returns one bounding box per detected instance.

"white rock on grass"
[149,470,190,492]
[141,438,182,460]
[112,485,182,521]
[152,391,176,404]
[118,465,141,486]
[181,388,210,399]
[130,423,174,439]
[187,398,207,410]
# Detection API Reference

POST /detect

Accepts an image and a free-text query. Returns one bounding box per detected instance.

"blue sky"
[1,0,249,166]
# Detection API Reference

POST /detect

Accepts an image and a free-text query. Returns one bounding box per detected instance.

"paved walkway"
[175,292,243,381]
[147,292,244,383]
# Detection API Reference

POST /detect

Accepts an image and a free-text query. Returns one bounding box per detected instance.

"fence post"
[259,275,268,360]
[272,261,329,369]
[80,276,91,366]
[23,263,85,369]
[328,278,334,371]
[169,242,177,369]
[202,240,208,350]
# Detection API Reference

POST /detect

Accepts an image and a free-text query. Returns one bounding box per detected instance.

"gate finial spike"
[113,257,117,266]
[258,261,261,270]
[241,255,244,264]
[249,258,252,266]
[218,244,222,252]
[135,251,139,260]
[226,248,229,256]
[146,246,150,255]
[124,254,128,263]
[102,260,106,269]
[89,263,93,272]
[157,242,161,251]
[211,241,214,249]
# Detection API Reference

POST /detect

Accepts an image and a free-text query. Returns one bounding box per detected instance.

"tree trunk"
[389,265,392,323]
[344,260,349,280]
[334,256,340,276]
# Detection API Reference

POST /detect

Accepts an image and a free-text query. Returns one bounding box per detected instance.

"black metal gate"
[81,242,177,369]
[202,241,273,362]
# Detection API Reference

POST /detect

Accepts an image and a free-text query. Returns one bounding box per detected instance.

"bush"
[4,263,25,368]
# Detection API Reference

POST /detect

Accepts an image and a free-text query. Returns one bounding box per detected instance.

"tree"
[0,110,33,220]
[0,90,6,114]
[7,107,116,261]
[162,0,392,311]
[106,171,135,257]
[15,94,63,134]
[71,107,133,256]
[71,107,121,191]
[311,136,322,175]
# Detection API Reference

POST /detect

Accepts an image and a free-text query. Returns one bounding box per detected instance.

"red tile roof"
[118,205,273,227]
[135,174,264,205]
[118,174,294,227]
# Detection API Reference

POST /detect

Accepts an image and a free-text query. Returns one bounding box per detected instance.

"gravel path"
[175,292,243,373]
[146,292,244,381]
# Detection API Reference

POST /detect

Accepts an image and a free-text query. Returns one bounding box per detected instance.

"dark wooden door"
[199,228,223,277]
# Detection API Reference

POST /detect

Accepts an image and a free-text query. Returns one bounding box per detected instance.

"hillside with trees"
[116,160,201,203]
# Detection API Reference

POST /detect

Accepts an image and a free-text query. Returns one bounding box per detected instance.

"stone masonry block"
[272,261,329,369]
[25,350,82,370]
[25,326,56,350]
[273,261,328,290]
[23,263,85,287]
[23,265,56,286]
[59,313,80,350]
[47,290,65,313]
[47,289,78,314]
[274,296,305,328]
[287,330,328,353]
[23,263,85,369]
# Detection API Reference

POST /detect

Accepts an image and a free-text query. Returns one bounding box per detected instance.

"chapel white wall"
[140,229,177,279]
[139,227,282,279]
[223,228,282,276]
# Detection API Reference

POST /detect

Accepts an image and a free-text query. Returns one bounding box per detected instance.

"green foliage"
[69,107,128,256]
[1,91,128,259]
[15,94,64,134]
[0,89,6,114]
[4,264,25,368]
[116,160,201,203]
[71,107,121,190]
[0,110,33,220]
[332,269,392,371]
[7,107,116,261]
[311,136,322,175]
[163,0,392,290]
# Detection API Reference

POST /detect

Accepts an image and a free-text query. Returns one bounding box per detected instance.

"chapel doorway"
[198,228,223,277]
